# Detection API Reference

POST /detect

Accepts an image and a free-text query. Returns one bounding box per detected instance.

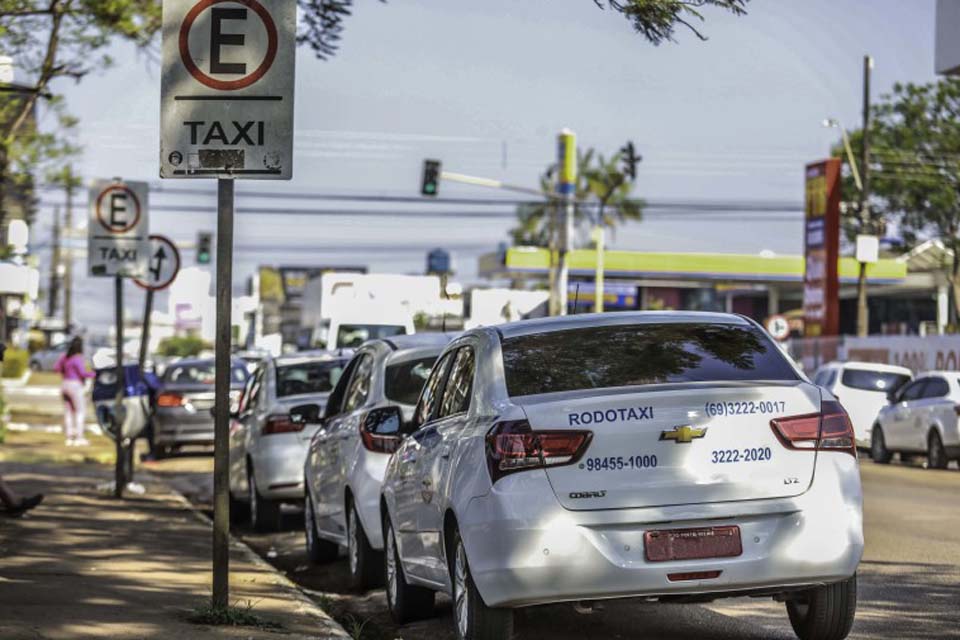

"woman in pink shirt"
[54,337,95,446]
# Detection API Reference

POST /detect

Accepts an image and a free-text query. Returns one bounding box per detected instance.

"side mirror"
[886,390,898,404]
[360,405,404,453]
[290,403,322,425]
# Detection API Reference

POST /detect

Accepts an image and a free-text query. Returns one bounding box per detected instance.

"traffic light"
[196,231,212,265]
[421,159,441,196]
[620,141,641,181]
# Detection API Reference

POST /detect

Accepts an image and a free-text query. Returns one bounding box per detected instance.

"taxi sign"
[160,0,296,179]
[87,179,149,278]
[134,235,182,291]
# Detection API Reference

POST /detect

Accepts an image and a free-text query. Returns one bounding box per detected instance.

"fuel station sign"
[802,159,841,337]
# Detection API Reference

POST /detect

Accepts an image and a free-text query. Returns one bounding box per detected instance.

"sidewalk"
[0,453,348,639]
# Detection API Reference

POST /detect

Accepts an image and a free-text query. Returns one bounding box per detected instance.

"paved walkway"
[0,458,348,639]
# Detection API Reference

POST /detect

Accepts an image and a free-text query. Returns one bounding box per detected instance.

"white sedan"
[873,370,960,469]
[303,333,452,589]
[380,312,863,640]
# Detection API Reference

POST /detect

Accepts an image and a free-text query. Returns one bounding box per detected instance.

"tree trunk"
[951,248,960,331]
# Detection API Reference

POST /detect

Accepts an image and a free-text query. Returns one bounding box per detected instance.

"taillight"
[485,420,592,484]
[770,401,855,456]
[157,393,184,408]
[262,414,304,435]
[954,404,960,416]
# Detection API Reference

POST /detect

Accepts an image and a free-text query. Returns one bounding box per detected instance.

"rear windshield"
[337,324,406,348]
[276,360,347,397]
[501,323,798,397]
[841,369,910,393]
[384,356,437,405]
[164,362,247,385]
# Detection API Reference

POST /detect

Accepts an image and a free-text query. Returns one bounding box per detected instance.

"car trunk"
[517,381,821,511]
[277,393,330,442]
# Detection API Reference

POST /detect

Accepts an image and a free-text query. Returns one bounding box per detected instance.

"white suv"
[812,361,912,449]
[873,371,960,469]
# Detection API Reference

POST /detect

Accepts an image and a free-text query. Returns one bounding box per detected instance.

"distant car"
[228,351,351,531]
[30,344,67,371]
[303,333,453,589]
[380,312,863,640]
[813,361,912,449]
[151,358,249,457]
[873,370,960,469]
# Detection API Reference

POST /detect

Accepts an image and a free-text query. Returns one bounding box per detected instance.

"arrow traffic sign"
[87,179,150,278]
[134,235,182,291]
[160,0,296,179]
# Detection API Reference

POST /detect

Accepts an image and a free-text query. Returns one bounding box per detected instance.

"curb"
[155,474,351,639]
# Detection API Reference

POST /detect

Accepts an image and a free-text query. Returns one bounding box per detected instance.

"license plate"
[644,525,742,562]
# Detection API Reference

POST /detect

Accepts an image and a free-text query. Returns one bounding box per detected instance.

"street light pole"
[856,55,873,338]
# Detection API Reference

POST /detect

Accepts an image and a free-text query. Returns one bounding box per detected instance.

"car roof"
[834,361,913,375]
[492,311,752,340]
[274,351,351,366]
[916,370,959,379]
[168,357,243,368]
[379,332,458,351]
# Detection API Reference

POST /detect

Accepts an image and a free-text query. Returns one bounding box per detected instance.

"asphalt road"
[154,455,960,640]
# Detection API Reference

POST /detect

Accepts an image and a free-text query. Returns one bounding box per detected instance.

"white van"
[813,361,912,449]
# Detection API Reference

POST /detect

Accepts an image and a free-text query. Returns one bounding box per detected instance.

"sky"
[25,0,941,332]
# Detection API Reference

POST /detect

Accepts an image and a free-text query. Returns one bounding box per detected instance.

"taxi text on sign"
[160,0,296,179]
[87,180,150,278]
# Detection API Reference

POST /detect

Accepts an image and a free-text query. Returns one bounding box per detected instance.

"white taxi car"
[872,370,960,469]
[379,312,863,640]
[304,334,453,589]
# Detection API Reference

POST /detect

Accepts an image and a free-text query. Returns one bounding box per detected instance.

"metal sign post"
[134,234,183,371]
[114,276,125,498]
[161,0,295,610]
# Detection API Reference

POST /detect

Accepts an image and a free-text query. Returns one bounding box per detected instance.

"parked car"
[873,370,960,469]
[228,351,351,531]
[29,343,67,371]
[813,361,912,449]
[303,333,454,588]
[380,312,863,640]
[151,358,249,457]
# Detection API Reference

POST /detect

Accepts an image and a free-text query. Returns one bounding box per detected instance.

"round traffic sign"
[179,0,278,91]
[766,314,790,341]
[134,235,182,291]
[95,185,142,233]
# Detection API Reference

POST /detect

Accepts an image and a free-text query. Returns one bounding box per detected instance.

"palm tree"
[509,147,644,248]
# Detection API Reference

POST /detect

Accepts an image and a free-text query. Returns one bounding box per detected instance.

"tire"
[248,464,281,532]
[927,431,948,470]
[229,489,249,526]
[304,484,339,563]
[384,515,435,623]
[870,426,892,464]
[347,501,383,590]
[786,574,857,640]
[451,527,514,640]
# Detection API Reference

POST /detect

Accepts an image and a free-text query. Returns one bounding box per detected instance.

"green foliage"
[297,0,748,60]
[157,335,210,358]
[1,347,28,378]
[833,77,960,315]
[510,147,645,248]
[189,600,281,630]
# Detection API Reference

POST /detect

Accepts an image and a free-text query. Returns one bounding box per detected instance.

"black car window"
[900,379,928,402]
[275,359,347,398]
[384,356,437,406]
[324,355,361,420]
[841,369,910,394]
[922,377,949,399]
[343,354,374,412]
[412,352,455,428]
[439,347,475,418]
[501,323,798,397]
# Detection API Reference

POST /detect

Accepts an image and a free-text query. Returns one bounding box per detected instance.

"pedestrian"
[54,337,95,447]
[0,342,43,517]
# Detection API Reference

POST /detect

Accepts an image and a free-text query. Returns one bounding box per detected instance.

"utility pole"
[48,206,61,318]
[856,55,872,337]
[63,165,75,330]
[556,129,577,316]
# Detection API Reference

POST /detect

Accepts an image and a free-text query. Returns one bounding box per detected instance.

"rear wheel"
[384,515,434,623]
[304,485,339,562]
[927,431,948,470]
[870,426,891,464]
[452,527,514,640]
[786,574,857,640]
[347,501,383,590]
[248,464,281,532]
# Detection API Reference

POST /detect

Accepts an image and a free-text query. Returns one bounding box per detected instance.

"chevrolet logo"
[660,425,707,444]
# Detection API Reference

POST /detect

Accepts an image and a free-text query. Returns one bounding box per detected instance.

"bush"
[1,348,29,379]
[157,335,211,358]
